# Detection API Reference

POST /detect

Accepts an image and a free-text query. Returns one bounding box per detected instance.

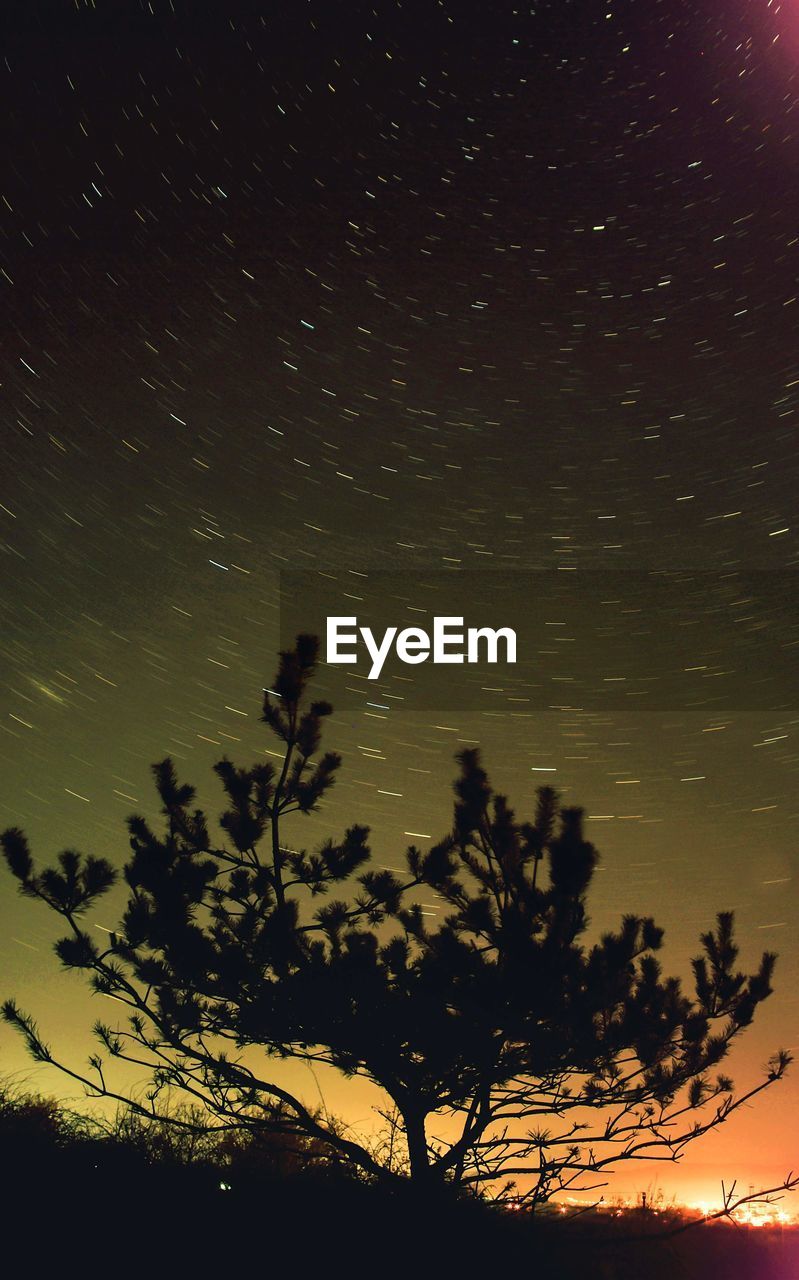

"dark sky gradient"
[1,0,797,1206]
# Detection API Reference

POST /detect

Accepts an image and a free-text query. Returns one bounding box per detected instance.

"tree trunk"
[404,1110,430,1182]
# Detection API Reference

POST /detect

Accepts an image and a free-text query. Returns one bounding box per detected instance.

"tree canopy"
[2,634,790,1203]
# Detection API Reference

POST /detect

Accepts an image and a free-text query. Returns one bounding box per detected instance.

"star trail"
[1,0,797,1204]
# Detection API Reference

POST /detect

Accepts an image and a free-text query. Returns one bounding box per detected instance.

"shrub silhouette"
[2,635,790,1202]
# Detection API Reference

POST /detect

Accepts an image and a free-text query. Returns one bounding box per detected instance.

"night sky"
[1,0,798,1206]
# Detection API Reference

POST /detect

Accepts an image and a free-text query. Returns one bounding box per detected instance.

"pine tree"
[2,635,790,1201]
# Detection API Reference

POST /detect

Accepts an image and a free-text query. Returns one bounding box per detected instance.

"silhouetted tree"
[2,635,791,1203]
[400,753,790,1202]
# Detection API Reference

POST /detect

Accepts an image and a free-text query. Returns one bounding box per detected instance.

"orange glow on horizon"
[553,1191,798,1228]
